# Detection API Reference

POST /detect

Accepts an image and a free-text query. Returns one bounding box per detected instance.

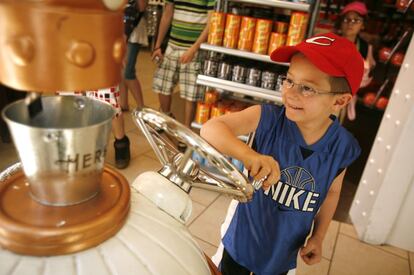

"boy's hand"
[300,236,323,265]
[180,48,196,64]
[242,151,280,190]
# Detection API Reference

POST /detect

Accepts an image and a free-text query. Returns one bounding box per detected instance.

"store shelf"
[200,43,289,66]
[228,0,310,11]
[191,122,249,142]
[196,75,283,103]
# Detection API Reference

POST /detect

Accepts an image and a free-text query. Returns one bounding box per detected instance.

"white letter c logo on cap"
[306,36,335,46]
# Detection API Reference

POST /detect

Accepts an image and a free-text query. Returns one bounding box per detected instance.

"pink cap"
[341,1,368,16]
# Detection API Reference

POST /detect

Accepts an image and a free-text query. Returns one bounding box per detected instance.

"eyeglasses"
[342,18,363,24]
[278,75,345,97]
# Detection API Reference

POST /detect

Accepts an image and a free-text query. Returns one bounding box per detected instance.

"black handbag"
[124,0,144,39]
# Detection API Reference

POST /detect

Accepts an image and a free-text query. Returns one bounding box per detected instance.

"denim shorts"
[124,42,140,80]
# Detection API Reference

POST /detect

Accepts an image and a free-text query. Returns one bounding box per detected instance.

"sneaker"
[114,136,130,169]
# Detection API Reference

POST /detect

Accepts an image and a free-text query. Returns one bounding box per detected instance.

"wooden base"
[0,166,130,256]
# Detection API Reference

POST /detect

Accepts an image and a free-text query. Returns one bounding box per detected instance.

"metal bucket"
[2,96,114,206]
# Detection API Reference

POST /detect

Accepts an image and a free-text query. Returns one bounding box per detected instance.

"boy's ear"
[332,93,353,112]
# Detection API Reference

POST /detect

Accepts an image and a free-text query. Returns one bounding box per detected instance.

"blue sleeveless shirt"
[222,104,360,274]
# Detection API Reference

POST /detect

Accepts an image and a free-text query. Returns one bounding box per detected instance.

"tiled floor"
[0,50,413,275]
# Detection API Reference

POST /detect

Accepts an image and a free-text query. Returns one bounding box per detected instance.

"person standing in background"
[120,0,147,111]
[151,0,215,128]
[337,1,376,120]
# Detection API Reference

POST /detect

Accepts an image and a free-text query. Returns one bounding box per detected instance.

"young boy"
[201,32,364,275]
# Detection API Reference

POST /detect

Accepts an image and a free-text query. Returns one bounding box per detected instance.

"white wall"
[350,34,414,251]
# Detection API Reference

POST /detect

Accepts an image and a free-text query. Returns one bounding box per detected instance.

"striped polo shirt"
[166,0,216,48]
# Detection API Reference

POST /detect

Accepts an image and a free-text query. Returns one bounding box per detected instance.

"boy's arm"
[152,2,174,60]
[201,105,280,189]
[180,11,213,64]
[300,169,345,265]
[201,105,261,158]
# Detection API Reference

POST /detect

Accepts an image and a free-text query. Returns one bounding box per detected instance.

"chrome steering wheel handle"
[133,108,253,203]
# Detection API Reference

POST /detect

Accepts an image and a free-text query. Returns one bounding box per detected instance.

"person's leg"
[158,93,172,113]
[124,42,145,109]
[89,87,130,169]
[112,112,130,169]
[184,100,196,127]
[179,52,204,128]
[125,78,144,108]
[111,112,126,140]
[119,80,129,111]
[153,45,178,114]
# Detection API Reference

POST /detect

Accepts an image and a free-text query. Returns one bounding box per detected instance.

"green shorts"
[153,44,205,102]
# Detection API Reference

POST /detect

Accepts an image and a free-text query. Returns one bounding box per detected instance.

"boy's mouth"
[286,102,303,111]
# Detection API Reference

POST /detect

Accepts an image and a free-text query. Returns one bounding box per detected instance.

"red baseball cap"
[270,32,364,95]
[341,1,368,16]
